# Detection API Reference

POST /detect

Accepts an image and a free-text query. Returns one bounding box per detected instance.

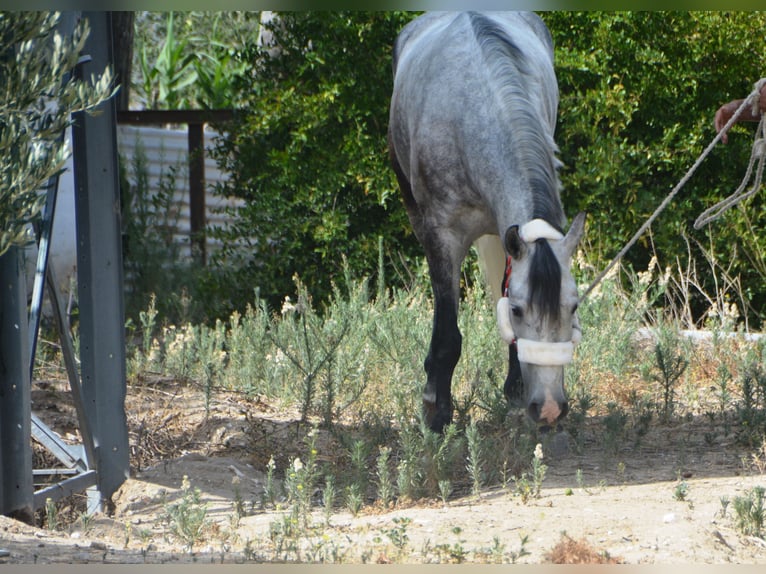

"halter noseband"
[496,219,581,366]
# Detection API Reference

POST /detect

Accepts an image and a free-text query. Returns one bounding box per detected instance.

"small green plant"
[384,517,411,554]
[651,324,689,422]
[531,443,547,496]
[376,445,395,509]
[736,355,766,446]
[732,486,765,538]
[231,475,246,525]
[345,484,363,517]
[465,420,485,497]
[603,402,628,453]
[438,479,452,506]
[720,495,731,518]
[162,475,210,552]
[510,534,531,564]
[348,438,370,500]
[44,497,59,531]
[283,430,321,530]
[323,474,337,526]
[262,455,281,508]
[419,419,462,496]
[673,480,690,502]
[513,444,547,504]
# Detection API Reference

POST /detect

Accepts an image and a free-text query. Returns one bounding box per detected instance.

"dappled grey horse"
[388,12,585,433]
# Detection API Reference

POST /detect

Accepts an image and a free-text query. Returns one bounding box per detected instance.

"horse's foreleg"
[422,245,463,433]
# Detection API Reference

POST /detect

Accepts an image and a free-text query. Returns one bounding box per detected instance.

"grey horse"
[388,12,585,433]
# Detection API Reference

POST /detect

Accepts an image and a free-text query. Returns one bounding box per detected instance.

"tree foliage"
[0,12,116,259]
[133,11,258,109]
[209,12,420,309]
[202,12,766,325]
[542,11,766,324]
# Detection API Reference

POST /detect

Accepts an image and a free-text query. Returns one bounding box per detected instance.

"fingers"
[714,106,729,144]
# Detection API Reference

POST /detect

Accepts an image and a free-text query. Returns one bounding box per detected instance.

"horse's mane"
[529,240,562,323]
[468,12,564,228]
[469,12,564,323]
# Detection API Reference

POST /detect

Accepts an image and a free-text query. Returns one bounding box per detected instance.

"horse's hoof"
[423,400,452,434]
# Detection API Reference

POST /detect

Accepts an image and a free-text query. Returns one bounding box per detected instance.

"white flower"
[293,457,304,473]
[281,296,296,315]
[534,443,544,461]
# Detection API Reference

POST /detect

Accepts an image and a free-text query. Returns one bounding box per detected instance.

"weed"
[348,438,370,500]
[438,480,452,506]
[44,497,59,531]
[465,420,485,497]
[673,480,690,502]
[736,351,766,446]
[262,455,281,508]
[395,423,421,501]
[651,323,689,422]
[603,402,628,453]
[231,476,246,525]
[532,443,547,496]
[419,419,463,497]
[162,475,210,552]
[732,486,765,538]
[510,534,532,563]
[322,474,336,526]
[375,445,395,509]
[345,484,363,517]
[283,431,320,530]
[474,536,509,564]
[384,517,411,553]
[720,496,730,518]
[513,444,547,503]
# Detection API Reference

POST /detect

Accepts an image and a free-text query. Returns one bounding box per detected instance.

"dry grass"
[544,533,623,564]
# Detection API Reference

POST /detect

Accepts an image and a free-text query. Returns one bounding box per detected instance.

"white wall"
[24,124,238,304]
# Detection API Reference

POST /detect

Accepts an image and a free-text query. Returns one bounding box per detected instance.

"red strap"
[502,255,512,297]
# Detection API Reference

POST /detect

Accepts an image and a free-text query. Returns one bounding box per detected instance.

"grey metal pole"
[71,11,130,507]
[0,247,34,523]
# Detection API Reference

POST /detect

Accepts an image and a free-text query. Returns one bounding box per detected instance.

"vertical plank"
[188,122,206,264]
[71,11,129,506]
[0,247,34,523]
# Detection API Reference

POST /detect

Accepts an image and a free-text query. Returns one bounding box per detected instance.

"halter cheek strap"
[496,219,581,366]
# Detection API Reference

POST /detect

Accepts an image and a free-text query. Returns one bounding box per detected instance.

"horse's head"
[497,212,586,427]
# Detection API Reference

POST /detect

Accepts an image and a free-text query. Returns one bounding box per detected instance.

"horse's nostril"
[527,402,542,422]
[560,400,570,419]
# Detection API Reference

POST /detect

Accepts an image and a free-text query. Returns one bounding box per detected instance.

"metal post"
[188,122,206,264]
[0,247,34,523]
[71,11,129,507]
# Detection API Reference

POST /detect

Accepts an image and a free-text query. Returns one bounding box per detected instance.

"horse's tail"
[474,234,506,306]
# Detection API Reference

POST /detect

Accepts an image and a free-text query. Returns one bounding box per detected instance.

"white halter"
[496,219,581,366]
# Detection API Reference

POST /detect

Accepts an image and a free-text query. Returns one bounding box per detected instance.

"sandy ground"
[2,379,765,564]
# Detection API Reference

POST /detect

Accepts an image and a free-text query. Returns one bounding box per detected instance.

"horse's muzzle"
[527,395,569,426]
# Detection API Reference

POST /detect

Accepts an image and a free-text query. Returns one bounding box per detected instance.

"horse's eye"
[511,305,523,318]
[572,303,579,314]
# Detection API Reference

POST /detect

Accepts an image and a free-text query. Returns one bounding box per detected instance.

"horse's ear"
[562,211,586,258]
[504,225,527,260]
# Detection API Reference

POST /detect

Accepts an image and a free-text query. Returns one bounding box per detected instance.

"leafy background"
[125,11,766,327]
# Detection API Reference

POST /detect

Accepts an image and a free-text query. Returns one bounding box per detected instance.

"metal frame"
[0,11,129,521]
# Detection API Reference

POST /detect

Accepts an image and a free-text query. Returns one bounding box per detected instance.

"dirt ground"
[3,377,766,564]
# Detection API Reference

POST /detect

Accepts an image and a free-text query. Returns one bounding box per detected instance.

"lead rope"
[580,78,766,303]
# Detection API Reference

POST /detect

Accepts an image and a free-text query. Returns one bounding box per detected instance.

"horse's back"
[389,12,562,239]
[393,12,553,75]
[389,11,558,175]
